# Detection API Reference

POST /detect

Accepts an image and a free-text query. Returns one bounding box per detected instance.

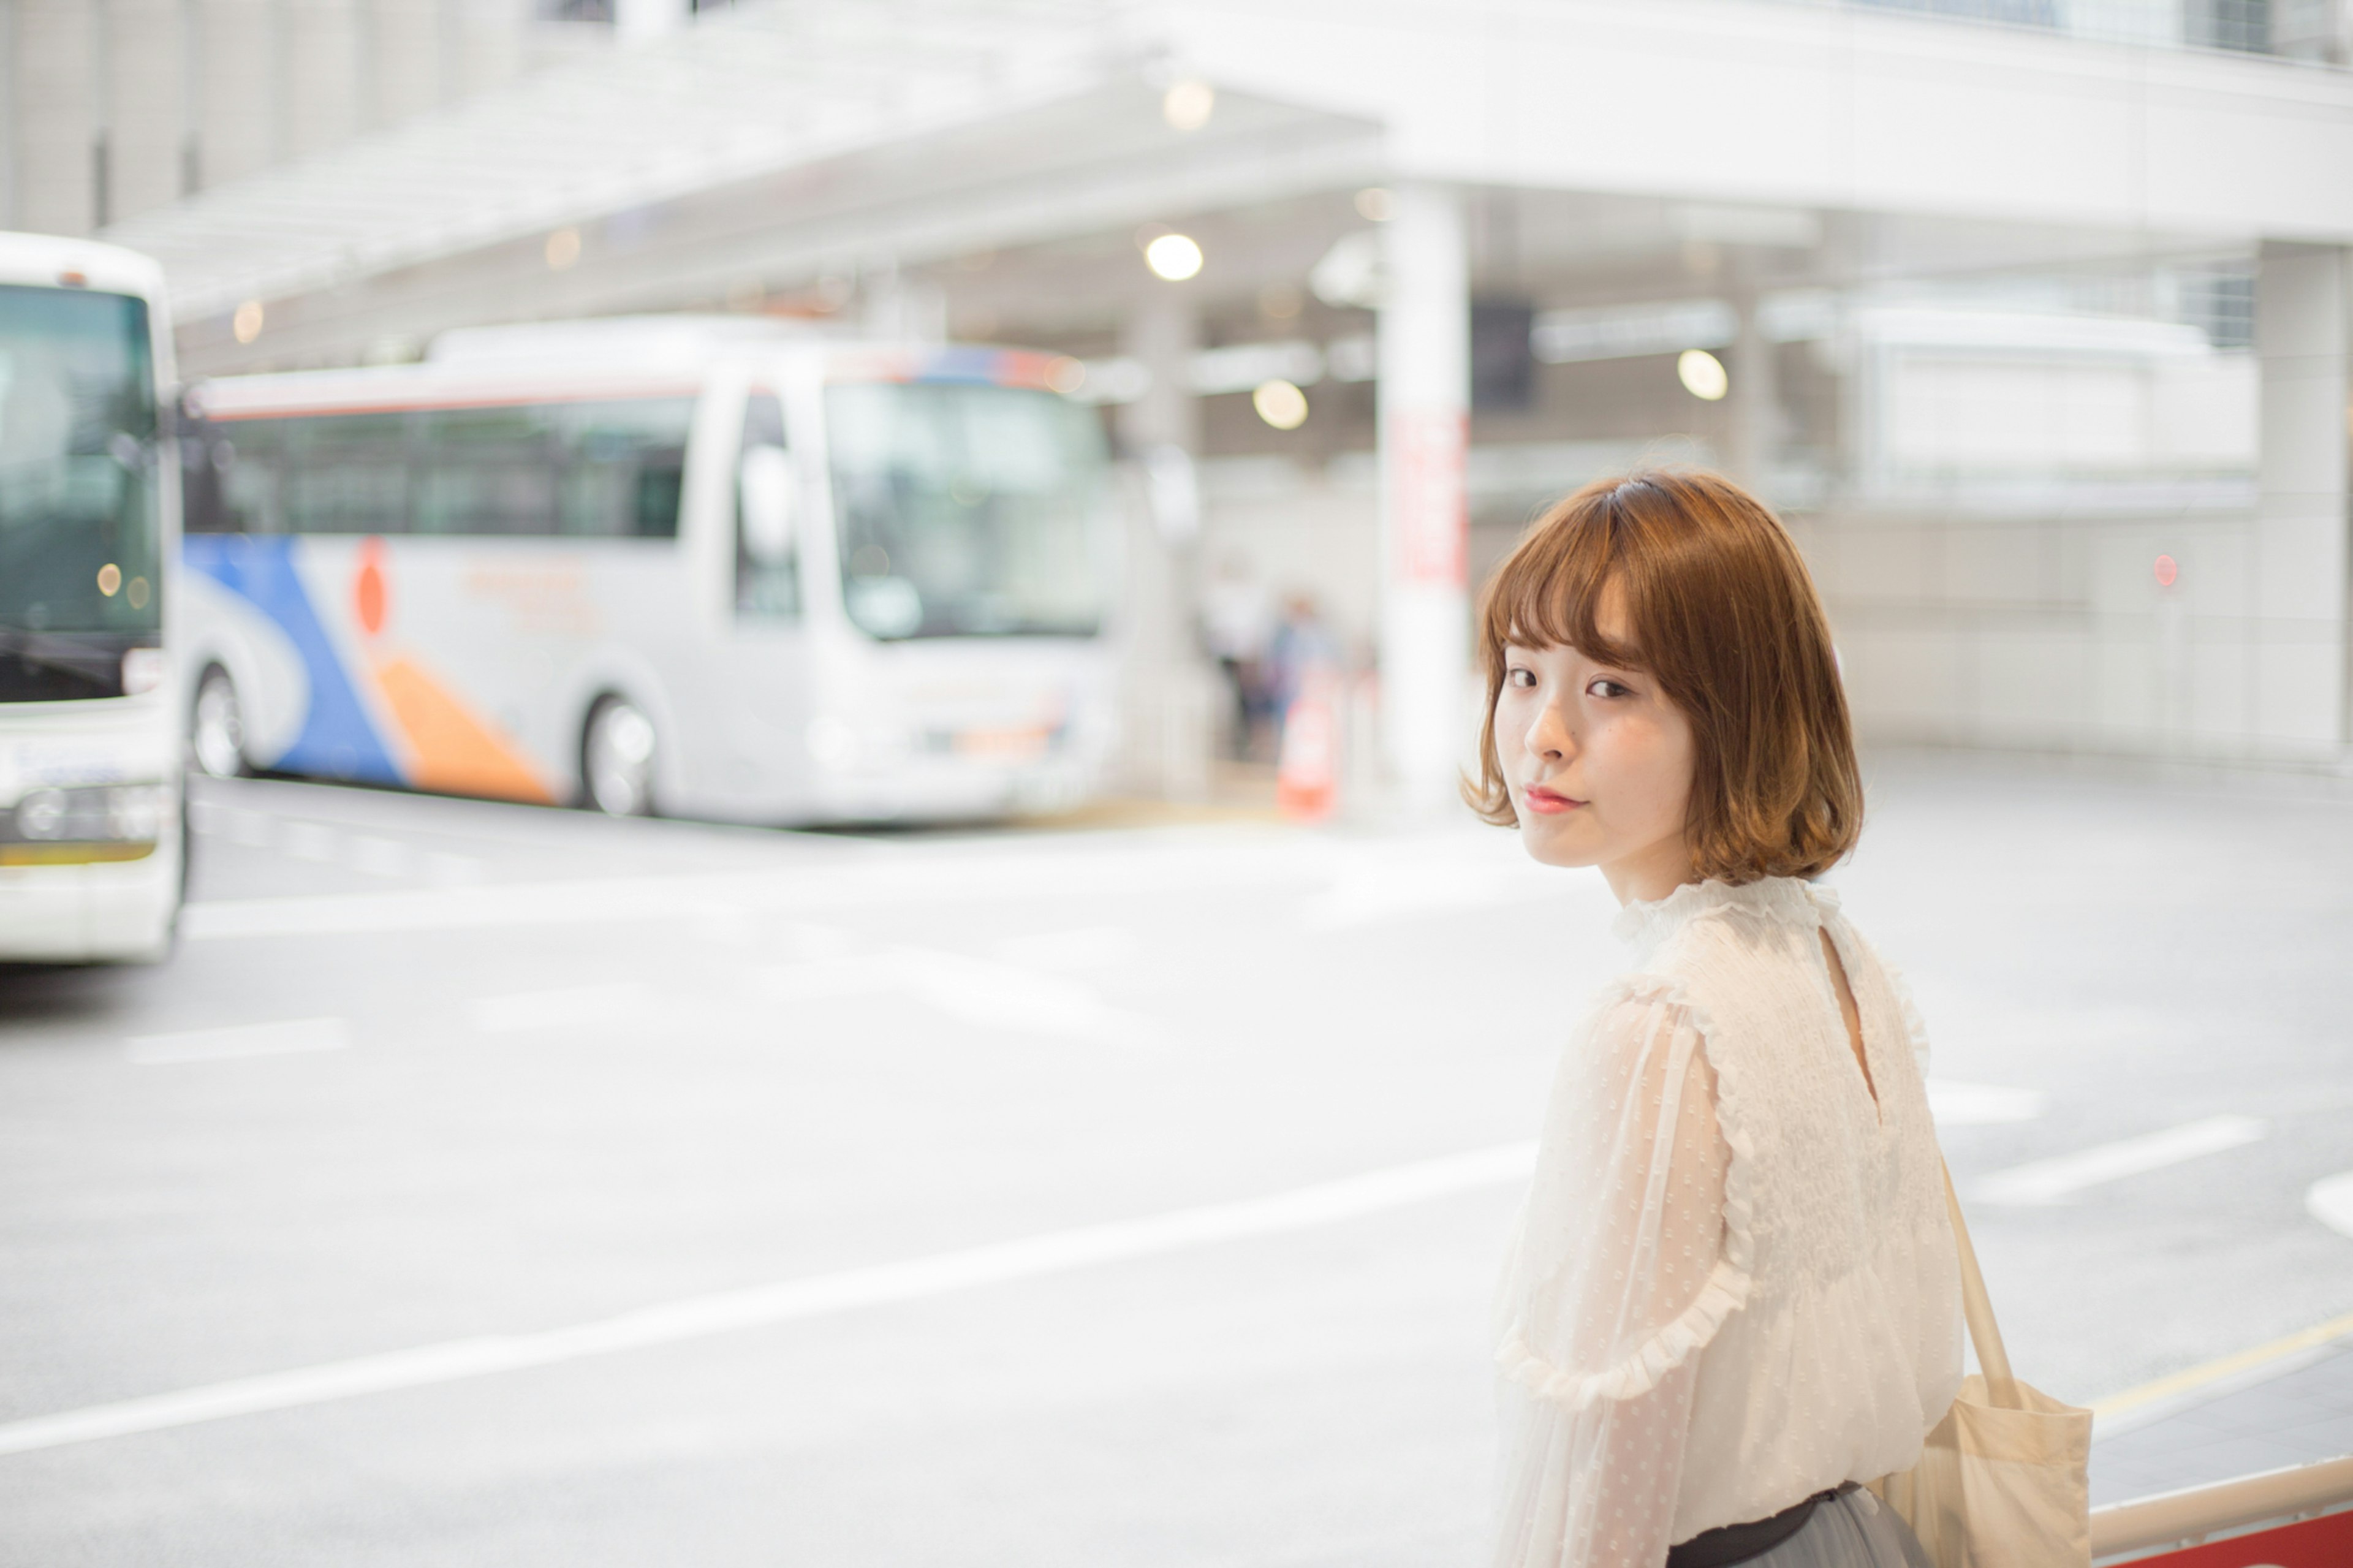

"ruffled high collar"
[1611,876,1833,957]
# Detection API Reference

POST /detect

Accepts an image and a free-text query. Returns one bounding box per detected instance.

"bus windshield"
[826,381,1108,640]
[0,285,159,641]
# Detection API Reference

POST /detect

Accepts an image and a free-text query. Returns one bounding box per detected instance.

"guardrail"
[2091,1453,2353,1564]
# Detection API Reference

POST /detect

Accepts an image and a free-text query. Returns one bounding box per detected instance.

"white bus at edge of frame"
[0,232,184,964]
[178,317,1121,827]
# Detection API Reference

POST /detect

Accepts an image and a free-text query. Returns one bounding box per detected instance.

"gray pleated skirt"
[1742,1488,1934,1568]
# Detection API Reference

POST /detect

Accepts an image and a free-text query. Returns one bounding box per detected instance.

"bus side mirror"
[740,445,797,564]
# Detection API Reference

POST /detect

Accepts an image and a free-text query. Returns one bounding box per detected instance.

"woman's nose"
[1526,702,1572,760]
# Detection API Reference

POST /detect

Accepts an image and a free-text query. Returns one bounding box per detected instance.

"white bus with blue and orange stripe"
[0,232,184,963]
[177,317,1120,825]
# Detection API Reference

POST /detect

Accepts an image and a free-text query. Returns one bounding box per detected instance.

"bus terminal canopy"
[100,0,2353,377]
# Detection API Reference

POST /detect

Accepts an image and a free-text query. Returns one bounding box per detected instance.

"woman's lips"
[1521,785,1582,816]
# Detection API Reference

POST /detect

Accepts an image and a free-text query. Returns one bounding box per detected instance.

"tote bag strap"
[1940,1159,2021,1409]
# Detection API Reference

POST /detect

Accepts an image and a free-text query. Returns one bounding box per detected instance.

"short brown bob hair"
[1465,468,1862,884]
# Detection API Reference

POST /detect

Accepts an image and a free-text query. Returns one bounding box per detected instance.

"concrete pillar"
[2252,241,2351,755]
[1378,182,1471,811]
[199,0,278,189]
[284,0,360,161]
[106,0,188,224]
[1116,292,1208,798]
[1118,290,1201,525]
[13,1,95,235]
[1726,286,1777,490]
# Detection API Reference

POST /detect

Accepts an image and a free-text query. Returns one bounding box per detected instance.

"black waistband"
[1664,1482,1859,1568]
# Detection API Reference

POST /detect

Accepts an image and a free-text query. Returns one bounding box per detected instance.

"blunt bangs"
[1478,483,1644,675]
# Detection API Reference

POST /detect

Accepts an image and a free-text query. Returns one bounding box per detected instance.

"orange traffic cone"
[1276,674,1338,822]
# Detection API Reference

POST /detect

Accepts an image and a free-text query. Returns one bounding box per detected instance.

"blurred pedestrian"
[1200,552,1273,760]
[1470,472,2056,1567]
[1265,591,1338,749]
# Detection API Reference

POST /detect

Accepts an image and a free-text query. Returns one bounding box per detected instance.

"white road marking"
[173,833,1444,942]
[346,835,414,879]
[468,983,660,1036]
[0,1140,1538,1458]
[1926,1080,2049,1127]
[126,1017,352,1066]
[2307,1172,2353,1240]
[754,947,1171,1049]
[280,821,341,863]
[423,851,487,887]
[188,798,488,885]
[1975,1115,2270,1206]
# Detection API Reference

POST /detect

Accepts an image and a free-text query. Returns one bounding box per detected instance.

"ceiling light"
[1677,349,1729,401]
[1145,233,1203,282]
[1252,379,1309,430]
[1162,80,1215,132]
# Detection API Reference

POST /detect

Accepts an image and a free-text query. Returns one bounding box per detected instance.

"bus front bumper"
[0,833,183,963]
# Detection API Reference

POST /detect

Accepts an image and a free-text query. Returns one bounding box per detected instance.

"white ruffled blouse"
[1493,877,1963,1568]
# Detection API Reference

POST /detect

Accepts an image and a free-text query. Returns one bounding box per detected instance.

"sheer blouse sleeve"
[1493,987,1744,1568]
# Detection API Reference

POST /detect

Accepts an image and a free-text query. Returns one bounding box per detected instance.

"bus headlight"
[15,790,66,839]
[10,784,173,844]
[120,648,165,695]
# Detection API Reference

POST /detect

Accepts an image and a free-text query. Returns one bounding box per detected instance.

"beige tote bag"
[1868,1167,2092,1568]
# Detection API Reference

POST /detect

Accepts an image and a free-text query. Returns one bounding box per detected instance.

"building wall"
[1793,506,2335,761]
[0,0,559,237]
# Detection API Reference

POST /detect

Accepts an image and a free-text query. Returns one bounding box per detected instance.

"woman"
[1474,472,1960,1568]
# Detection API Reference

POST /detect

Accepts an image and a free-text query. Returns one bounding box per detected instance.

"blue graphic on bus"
[182,535,400,784]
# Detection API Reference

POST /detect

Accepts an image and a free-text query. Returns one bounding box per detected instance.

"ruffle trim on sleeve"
[1495,974,1758,1412]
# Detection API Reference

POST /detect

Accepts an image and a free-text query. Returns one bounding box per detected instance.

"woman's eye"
[1588,678,1634,699]
[1504,667,1536,689]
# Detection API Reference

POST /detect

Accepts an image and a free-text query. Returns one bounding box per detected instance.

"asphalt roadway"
[2,752,2349,1565]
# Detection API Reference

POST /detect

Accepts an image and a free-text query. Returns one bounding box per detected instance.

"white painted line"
[0,1140,1537,1459]
[345,835,414,879]
[468,982,659,1036]
[1926,1080,2050,1127]
[126,1017,352,1066]
[177,836,1343,942]
[754,947,1172,1048]
[2307,1172,2353,1240]
[900,949,1172,1049]
[423,851,486,887]
[1975,1115,2270,1206]
[279,821,340,863]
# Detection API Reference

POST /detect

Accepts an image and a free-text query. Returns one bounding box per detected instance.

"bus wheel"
[189,666,248,779]
[582,695,657,817]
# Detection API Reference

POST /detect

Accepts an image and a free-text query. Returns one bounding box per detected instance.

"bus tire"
[582,694,658,817]
[188,665,248,779]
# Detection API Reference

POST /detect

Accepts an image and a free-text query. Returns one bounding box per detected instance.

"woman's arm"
[1494,992,1737,1568]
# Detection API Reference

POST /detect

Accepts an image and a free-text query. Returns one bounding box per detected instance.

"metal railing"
[2091,1453,2353,1562]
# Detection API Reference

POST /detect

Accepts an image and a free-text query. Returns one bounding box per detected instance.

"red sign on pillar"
[1388,409,1468,589]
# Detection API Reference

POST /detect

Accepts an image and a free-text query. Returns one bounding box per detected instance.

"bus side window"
[735,392,797,618]
[208,417,290,535]
[285,412,410,535]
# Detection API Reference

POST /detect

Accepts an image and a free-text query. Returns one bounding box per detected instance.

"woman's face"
[1495,592,1696,903]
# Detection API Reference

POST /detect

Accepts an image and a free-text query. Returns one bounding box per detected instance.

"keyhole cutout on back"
[1818,930,1879,1110]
